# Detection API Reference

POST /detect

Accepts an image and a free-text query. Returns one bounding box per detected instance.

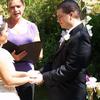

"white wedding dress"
[0,47,20,100]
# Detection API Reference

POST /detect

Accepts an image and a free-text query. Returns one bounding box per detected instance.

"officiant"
[2,0,43,100]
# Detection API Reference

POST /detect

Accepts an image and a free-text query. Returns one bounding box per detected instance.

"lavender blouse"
[7,18,40,71]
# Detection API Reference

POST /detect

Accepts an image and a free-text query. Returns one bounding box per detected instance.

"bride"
[0,21,34,100]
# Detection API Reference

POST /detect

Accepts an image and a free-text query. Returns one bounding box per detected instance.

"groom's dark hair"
[57,0,81,18]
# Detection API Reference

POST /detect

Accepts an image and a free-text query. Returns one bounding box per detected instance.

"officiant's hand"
[12,50,27,61]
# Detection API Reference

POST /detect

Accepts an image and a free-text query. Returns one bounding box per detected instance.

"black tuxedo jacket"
[42,23,91,99]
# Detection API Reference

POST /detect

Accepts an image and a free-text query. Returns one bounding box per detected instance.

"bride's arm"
[0,60,33,86]
[12,71,29,77]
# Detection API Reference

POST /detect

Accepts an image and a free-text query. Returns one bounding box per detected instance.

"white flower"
[63,33,70,41]
[59,30,70,46]
[86,77,97,90]
[86,24,93,37]
[82,15,93,37]
[0,15,3,24]
[86,16,92,23]
[86,6,93,14]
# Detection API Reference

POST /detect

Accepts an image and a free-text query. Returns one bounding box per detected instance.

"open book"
[3,41,42,64]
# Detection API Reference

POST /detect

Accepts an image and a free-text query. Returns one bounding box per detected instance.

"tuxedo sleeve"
[42,32,91,86]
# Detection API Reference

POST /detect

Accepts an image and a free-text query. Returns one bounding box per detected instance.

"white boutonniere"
[59,30,70,46]
[63,33,70,41]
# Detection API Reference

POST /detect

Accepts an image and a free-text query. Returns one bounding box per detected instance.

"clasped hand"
[28,70,44,85]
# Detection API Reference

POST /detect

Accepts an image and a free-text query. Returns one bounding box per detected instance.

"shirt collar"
[67,21,82,34]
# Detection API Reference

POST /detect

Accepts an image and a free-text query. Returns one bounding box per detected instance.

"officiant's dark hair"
[57,0,81,18]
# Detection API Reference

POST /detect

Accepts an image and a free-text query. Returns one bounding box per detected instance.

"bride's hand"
[28,70,40,79]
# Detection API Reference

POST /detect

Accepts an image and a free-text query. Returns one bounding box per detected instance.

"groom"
[33,1,91,100]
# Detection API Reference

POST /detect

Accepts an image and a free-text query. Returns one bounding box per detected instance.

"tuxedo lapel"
[55,32,81,56]
[56,40,65,54]
[55,40,68,55]
[55,23,83,56]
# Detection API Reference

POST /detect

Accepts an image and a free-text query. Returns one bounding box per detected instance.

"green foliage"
[89,14,100,80]
[24,0,62,39]
[92,4,100,14]
[0,2,7,17]
[77,0,100,80]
